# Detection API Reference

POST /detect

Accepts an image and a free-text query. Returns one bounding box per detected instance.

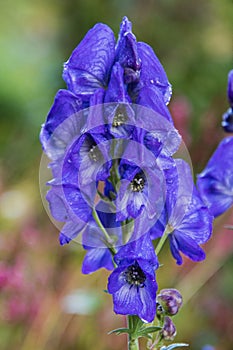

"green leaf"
[108,328,132,336]
[138,326,162,337]
[138,334,153,340]
[160,343,189,350]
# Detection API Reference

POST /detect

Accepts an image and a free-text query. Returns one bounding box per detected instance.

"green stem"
[128,337,139,350]
[155,231,168,256]
[92,207,116,255]
[155,224,174,256]
[127,316,140,350]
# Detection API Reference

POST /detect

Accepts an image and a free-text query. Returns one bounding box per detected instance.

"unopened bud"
[161,316,177,341]
[157,288,183,316]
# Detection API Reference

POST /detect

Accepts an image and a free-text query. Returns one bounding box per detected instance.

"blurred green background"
[0,0,232,349]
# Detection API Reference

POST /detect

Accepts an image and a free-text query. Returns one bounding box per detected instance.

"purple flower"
[197,136,233,217]
[222,70,233,133]
[150,160,213,265]
[108,233,158,323]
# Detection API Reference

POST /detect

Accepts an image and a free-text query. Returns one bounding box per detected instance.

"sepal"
[108,328,132,336]
[137,326,161,338]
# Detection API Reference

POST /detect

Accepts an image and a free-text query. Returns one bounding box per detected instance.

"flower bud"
[161,316,177,341]
[157,288,183,316]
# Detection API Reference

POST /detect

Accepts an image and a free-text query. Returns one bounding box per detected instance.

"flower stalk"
[92,207,117,256]
[127,316,140,350]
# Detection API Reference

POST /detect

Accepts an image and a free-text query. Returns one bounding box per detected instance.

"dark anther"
[89,145,100,162]
[130,173,145,192]
[112,105,127,127]
[124,262,146,289]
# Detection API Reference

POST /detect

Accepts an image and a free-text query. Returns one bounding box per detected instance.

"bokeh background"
[0,0,232,349]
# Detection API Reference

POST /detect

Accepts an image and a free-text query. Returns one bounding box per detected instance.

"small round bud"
[161,316,177,341]
[157,288,183,316]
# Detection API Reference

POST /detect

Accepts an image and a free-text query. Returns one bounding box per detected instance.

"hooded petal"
[115,16,141,84]
[115,233,158,270]
[63,23,115,96]
[137,42,172,104]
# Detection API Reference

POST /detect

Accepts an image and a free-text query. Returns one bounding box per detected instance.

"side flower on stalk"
[149,160,213,265]
[108,233,159,323]
[197,136,233,217]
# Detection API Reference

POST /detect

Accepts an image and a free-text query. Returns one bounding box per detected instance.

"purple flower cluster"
[197,137,233,217]
[40,17,213,323]
[198,70,233,217]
